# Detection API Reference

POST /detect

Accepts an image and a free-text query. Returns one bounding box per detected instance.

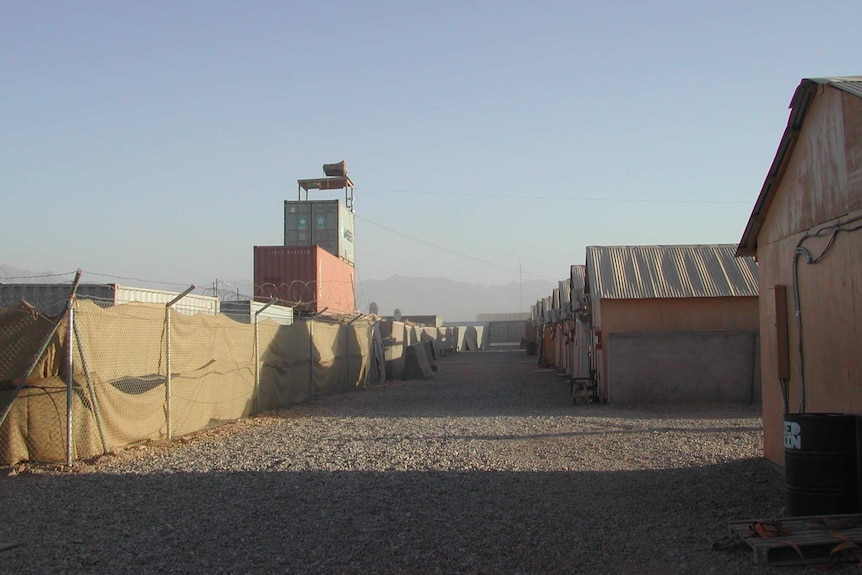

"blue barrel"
[784,413,858,517]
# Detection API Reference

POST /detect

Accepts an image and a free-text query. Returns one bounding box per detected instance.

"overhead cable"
[354,214,558,281]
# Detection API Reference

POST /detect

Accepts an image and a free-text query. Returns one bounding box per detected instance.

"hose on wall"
[791,211,862,413]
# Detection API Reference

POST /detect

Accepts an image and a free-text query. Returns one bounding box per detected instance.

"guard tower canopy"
[296,176,355,210]
[297,176,354,192]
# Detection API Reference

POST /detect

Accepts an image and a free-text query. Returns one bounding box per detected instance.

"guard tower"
[285,161,356,265]
[296,160,355,211]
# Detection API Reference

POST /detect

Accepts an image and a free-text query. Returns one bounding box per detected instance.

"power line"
[354,213,558,281]
[354,186,750,204]
[82,270,197,288]
[0,271,78,281]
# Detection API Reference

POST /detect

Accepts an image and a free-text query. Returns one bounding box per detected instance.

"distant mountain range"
[1,265,556,323]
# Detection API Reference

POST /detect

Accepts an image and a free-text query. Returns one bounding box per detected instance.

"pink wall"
[254,246,356,315]
[594,296,759,402]
[754,87,862,464]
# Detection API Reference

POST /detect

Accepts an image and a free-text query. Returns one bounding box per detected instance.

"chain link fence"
[1,285,375,466]
[0,300,66,464]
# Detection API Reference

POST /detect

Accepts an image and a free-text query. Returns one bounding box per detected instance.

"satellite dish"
[369,302,379,315]
[393,308,402,321]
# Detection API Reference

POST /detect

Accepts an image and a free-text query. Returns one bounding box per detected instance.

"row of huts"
[532,76,862,466]
[532,245,760,406]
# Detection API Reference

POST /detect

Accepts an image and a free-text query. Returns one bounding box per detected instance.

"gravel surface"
[0,345,845,574]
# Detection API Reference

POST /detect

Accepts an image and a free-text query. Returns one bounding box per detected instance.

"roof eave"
[736,79,820,256]
[735,245,756,257]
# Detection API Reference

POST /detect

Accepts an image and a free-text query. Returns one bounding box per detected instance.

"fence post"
[344,322,347,388]
[308,319,314,400]
[165,285,195,441]
[0,307,68,433]
[65,269,83,466]
[73,321,108,455]
[347,313,363,388]
[254,298,276,414]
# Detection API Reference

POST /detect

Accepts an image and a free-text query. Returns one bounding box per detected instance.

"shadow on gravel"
[314,425,764,443]
[1,459,789,574]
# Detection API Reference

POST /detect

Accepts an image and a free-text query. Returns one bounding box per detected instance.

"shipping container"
[284,199,355,264]
[253,245,356,316]
[220,300,294,325]
[0,284,220,316]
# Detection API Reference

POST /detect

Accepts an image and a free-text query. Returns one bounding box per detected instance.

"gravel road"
[0,345,839,573]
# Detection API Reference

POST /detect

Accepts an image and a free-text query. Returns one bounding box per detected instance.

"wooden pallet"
[729,514,862,566]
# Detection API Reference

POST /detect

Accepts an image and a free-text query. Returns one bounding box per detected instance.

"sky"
[3,1,860,293]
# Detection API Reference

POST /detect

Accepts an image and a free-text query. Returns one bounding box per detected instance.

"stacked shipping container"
[253,245,356,316]
[283,200,355,264]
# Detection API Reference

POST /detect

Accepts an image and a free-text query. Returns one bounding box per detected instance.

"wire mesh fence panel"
[257,319,314,409]
[70,299,171,459]
[2,290,377,465]
[347,320,375,388]
[167,309,256,438]
[0,303,66,465]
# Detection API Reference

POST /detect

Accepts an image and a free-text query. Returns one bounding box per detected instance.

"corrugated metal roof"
[586,244,759,300]
[558,280,570,307]
[570,265,586,291]
[811,76,862,99]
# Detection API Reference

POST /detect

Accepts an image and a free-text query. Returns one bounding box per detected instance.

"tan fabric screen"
[0,300,376,465]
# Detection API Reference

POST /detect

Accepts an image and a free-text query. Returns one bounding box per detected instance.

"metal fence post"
[254,298,276,414]
[165,306,170,439]
[65,270,83,466]
[73,321,108,455]
[165,285,195,441]
[308,319,314,399]
[0,312,66,433]
[347,313,363,388]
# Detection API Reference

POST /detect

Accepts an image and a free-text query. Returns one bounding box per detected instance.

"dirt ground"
[0,344,843,573]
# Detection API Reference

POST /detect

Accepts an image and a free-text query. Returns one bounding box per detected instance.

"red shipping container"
[254,245,356,316]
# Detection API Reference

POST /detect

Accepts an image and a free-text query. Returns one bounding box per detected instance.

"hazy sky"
[3,1,859,291]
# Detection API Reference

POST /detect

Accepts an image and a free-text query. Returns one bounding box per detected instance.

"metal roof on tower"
[297,176,355,192]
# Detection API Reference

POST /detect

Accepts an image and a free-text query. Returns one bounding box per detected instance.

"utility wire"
[354,186,750,204]
[0,271,79,281]
[82,271,196,288]
[354,213,558,281]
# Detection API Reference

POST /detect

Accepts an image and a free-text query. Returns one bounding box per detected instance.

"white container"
[0,284,220,316]
[221,300,294,325]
